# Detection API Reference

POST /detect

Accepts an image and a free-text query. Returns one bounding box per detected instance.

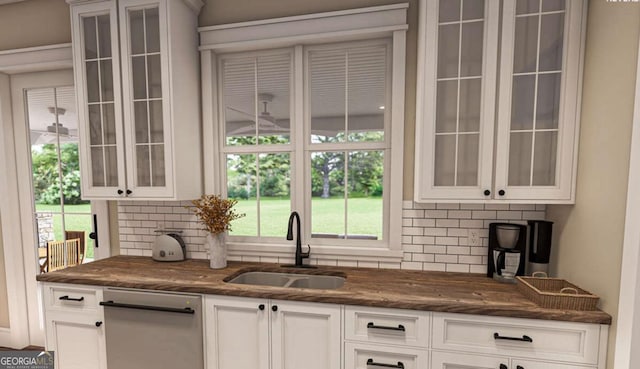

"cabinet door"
[495,0,586,202]
[415,0,500,201]
[119,0,174,198]
[271,300,341,369]
[45,312,107,369]
[205,296,269,369]
[71,1,127,199]
[431,351,508,369]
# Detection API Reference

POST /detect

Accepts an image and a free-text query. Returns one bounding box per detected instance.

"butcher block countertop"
[36,255,612,324]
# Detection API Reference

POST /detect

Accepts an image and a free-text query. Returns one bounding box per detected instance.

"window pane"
[437,24,460,78]
[145,8,160,53]
[136,145,151,187]
[347,151,383,240]
[459,78,481,132]
[129,10,145,55]
[258,153,291,237]
[462,0,484,20]
[434,135,456,186]
[439,0,461,22]
[147,54,162,98]
[150,144,165,187]
[149,100,164,143]
[513,15,539,73]
[83,17,97,60]
[460,21,483,77]
[511,75,535,130]
[88,105,102,145]
[436,80,457,133]
[97,15,111,58]
[91,147,105,187]
[542,0,565,12]
[508,132,533,186]
[132,56,147,99]
[310,50,346,143]
[257,54,290,144]
[227,154,258,236]
[517,0,540,15]
[311,151,346,239]
[347,46,386,142]
[103,103,116,145]
[532,131,558,185]
[539,13,564,72]
[134,101,149,144]
[86,61,100,103]
[223,57,257,146]
[104,145,118,187]
[100,59,114,102]
[536,73,561,129]
[457,134,479,186]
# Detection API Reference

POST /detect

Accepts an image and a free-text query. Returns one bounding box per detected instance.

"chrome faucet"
[286,211,311,267]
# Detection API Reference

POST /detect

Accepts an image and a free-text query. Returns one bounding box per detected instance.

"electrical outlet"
[469,230,480,246]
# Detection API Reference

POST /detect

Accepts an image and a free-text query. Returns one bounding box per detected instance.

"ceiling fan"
[226,93,289,135]
[30,107,78,145]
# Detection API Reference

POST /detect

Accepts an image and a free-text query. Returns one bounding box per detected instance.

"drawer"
[512,359,596,369]
[344,342,428,369]
[432,313,602,365]
[431,351,508,369]
[344,306,430,348]
[43,283,102,313]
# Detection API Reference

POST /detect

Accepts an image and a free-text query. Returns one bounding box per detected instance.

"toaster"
[152,233,186,261]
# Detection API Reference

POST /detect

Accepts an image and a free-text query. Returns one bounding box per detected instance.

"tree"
[31,143,87,205]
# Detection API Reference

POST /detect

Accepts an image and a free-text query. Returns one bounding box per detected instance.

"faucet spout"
[286,211,310,267]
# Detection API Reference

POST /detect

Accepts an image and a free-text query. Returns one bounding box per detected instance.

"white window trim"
[199,5,407,262]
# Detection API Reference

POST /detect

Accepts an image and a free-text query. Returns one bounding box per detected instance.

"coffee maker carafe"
[487,223,527,283]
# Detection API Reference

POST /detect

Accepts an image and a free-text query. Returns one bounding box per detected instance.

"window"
[202,4,407,259]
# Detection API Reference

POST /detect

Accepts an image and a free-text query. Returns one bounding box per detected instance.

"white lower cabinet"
[345,342,429,369]
[205,296,341,369]
[42,284,107,369]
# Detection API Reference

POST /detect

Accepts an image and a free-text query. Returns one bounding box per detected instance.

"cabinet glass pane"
[438,24,460,78]
[149,100,164,143]
[543,0,565,12]
[516,0,540,14]
[136,145,151,187]
[130,10,145,55]
[347,46,386,142]
[147,55,162,99]
[132,56,147,99]
[533,131,558,185]
[460,21,484,77]
[256,54,290,143]
[86,61,100,103]
[434,135,456,186]
[223,58,257,146]
[83,17,97,60]
[462,0,484,20]
[227,154,258,236]
[134,101,149,144]
[511,75,535,130]
[508,132,533,186]
[103,103,116,145]
[536,73,561,129]
[310,50,346,143]
[459,79,481,132]
[99,59,114,102]
[150,145,165,187]
[145,8,160,53]
[88,105,102,145]
[436,80,457,133]
[457,134,479,186]
[97,15,111,58]
[90,147,105,187]
[311,151,346,238]
[513,15,539,73]
[105,146,119,187]
[439,0,461,22]
[539,13,564,71]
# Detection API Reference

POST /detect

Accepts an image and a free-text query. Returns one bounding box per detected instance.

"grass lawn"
[34,203,94,259]
[231,197,383,239]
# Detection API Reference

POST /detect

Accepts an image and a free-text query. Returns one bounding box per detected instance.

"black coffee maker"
[487,223,527,283]
[526,220,554,276]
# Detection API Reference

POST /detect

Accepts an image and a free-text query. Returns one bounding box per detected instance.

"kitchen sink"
[226,271,345,290]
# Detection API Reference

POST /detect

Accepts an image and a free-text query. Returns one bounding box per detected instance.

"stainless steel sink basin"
[226,271,345,290]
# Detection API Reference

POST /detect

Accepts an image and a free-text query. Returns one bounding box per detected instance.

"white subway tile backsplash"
[117,201,547,273]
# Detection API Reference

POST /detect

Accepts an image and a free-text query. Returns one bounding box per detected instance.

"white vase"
[206,232,227,269]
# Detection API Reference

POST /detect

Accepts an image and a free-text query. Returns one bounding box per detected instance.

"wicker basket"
[516,276,600,311]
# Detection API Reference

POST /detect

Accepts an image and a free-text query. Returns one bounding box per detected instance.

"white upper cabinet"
[69,0,203,200]
[415,0,587,203]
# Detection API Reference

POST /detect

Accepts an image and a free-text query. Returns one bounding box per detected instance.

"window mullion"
[293,45,306,238]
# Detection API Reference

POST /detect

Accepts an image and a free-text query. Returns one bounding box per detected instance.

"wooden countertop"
[36,255,612,324]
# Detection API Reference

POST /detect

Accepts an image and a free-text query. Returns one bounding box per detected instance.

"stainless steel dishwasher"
[100,289,204,369]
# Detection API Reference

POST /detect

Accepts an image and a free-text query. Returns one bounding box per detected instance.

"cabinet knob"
[499,365,507,369]
[258,304,265,311]
[126,189,132,195]
[516,366,524,369]
[484,190,491,196]
[498,189,506,196]
[272,305,278,312]
[95,321,103,327]
[117,189,124,195]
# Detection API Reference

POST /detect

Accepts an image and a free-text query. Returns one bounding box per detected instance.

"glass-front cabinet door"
[494,0,585,202]
[119,1,173,197]
[415,0,500,201]
[72,1,127,198]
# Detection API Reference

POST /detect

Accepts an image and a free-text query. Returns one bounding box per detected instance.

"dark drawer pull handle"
[367,322,405,332]
[494,332,533,342]
[516,366,524,369]
[100,300,195,314]
[59,295,84,302]
[500,364,507,369]
[366,359,404,369]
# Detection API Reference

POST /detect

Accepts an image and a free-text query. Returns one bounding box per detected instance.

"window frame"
[200,4,407,262]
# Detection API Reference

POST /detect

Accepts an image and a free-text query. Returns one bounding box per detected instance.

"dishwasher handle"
[100,300,195,314]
